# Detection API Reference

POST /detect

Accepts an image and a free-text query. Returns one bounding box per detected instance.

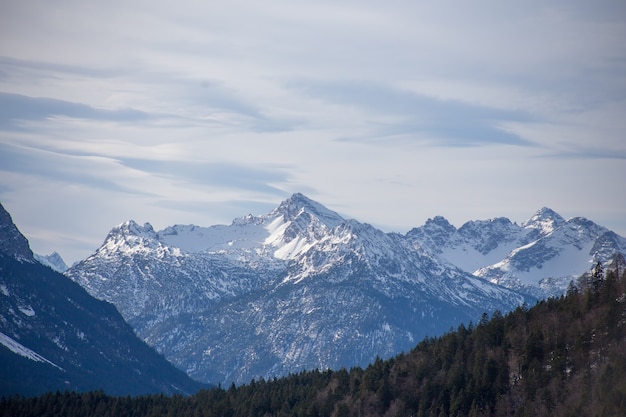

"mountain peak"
[522,207,565,235]
[424,216,456,233]
[109,220,156,239]
[98,221,159,255]
[273,193,345,229]
[0,202,34,262]
[34,251,68,273]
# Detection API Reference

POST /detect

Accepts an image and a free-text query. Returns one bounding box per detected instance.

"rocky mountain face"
[67,193,530,385]
[0,204,33,261]
[407,207,626,298]
[0,202,205,397]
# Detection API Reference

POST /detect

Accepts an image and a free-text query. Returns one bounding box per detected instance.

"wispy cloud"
[0,141,152,196]
[0,55,127,79]
[0,93,149,130]
[119,158,292,195]
[289,80,536,147]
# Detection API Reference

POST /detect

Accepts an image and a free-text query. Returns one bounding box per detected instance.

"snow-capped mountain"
[407,207,626,298]
[34,251,68,273]
[0,202,205,397]
[67,193,529,385]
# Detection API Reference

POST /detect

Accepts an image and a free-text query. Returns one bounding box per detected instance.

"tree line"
[2,255,625,417]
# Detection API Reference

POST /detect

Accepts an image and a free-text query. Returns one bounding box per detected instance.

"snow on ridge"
[138,194,345,260]
[0,331,63,370]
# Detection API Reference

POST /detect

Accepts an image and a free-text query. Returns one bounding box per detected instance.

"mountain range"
[406,206,626,298]
[65,193,625,385]
[0,202,205,397]
[5,192,623,391]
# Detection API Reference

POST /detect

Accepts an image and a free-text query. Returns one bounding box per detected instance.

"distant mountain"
[407,207,626,298]
[67,193,529,385]
[34,251,68,273]
[0,202,205,397]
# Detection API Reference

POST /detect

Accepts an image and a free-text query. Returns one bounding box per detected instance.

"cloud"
[156,76,298,133]
[289,80,536,147]
[0,142,149,195]
[0,55,125,79]
[118,158,292,196]
[0,56,297,133]
[0,92,149,130]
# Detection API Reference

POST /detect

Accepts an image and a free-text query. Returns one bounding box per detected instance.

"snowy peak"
[112,220,157,239]
[522,207,565,236]
[457,217,520,256]
[411,216,457,240]
[425,216,457,232]
[264,194,346,261]
[101,220,158,246]
[97,220,164,256]
[458,217,516,239]
[526,206,565,223]
[0,202,34,262]
[272,193,345,229]
[406,216,455,244]
[34,251,68,273]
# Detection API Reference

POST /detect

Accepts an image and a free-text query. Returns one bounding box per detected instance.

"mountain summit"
[522,207,566,236]
[33,252,68,273]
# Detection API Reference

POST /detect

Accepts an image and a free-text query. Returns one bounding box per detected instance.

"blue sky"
[1,0,625,264]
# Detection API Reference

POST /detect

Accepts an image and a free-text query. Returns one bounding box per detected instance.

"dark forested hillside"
[2,257,625,417]
[0,253,206,397]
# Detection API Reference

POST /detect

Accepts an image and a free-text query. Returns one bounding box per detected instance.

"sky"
[1,0,625,265]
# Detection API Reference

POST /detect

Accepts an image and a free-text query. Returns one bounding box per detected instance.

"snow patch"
[0,331,63,369]
[18,305,35,317]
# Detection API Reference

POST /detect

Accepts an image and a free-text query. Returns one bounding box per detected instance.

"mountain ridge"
[408,206,626,297]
